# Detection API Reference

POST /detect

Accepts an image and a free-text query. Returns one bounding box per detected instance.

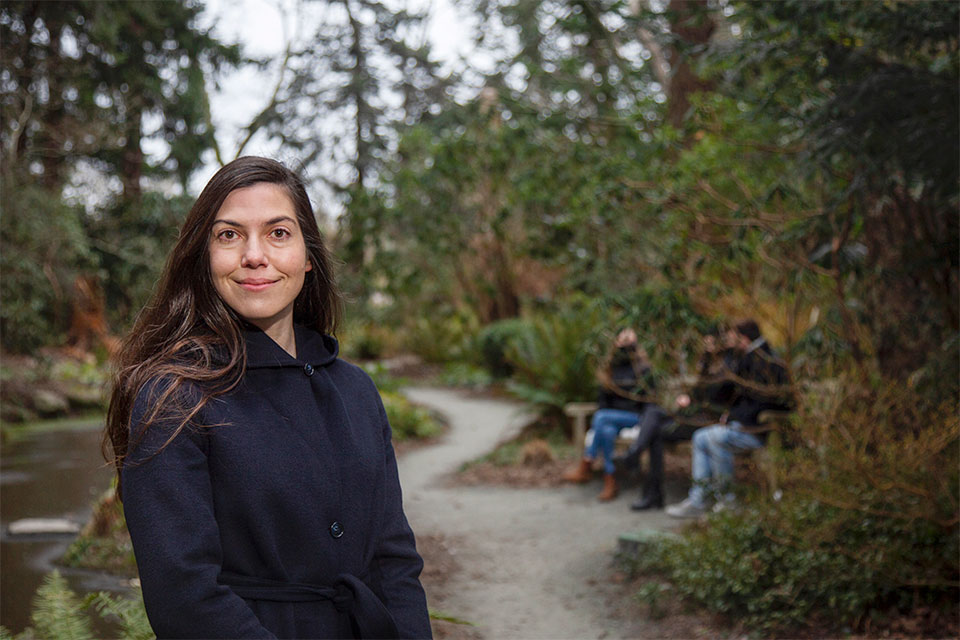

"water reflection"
[1,422,120,635]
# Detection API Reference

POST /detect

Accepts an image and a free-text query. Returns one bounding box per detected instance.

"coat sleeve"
[373,395,433,639]
[121,381,275,639]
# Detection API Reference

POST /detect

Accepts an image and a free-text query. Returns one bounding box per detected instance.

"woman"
[561,328,656,501]
[104,157,431,639]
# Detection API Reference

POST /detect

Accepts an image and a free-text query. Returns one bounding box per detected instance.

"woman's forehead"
[214,183,297,223]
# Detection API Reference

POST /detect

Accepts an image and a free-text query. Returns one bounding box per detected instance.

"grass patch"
[381,391,443,442]
[428,609,476,626]
[2,413,104,442]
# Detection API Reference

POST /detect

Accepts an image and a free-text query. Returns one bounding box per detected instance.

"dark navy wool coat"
[122,326,432,639]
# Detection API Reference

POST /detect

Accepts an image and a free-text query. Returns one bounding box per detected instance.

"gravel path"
[397,387,685,640]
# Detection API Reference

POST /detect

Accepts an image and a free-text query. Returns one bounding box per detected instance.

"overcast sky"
[177,0,484,207]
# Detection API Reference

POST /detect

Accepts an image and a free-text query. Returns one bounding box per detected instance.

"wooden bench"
[562,403,790,493]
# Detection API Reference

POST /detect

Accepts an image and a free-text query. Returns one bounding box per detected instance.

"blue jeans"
[584,408,642,474]
[688,422,763,507]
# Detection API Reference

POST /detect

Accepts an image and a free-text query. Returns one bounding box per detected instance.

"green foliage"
[62,489,137,577]
[28,571,94,640]
[12,571,154,640]
[86,590,153,640]
[1,0,240,192]
[634,582,672,621]
[474,318,534,378]
[0,178,95,353]
[381,391,442,441]
[91,193,190,330]
[503,300,608,413]
[437,362,494,390]
[361,363,407,394]
[340,318,396,361]
[646,377,959,634]
[427,609,476,626]
[716,0,960,373]
[399,309,480,364]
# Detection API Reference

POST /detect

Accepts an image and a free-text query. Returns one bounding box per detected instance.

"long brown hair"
[103,157,341,495]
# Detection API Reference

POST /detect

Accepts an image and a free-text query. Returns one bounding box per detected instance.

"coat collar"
[242,324,339,369]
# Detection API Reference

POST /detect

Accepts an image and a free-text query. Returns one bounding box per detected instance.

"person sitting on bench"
[666,319,792,519]
[614,329,733,511]
[561,328,658,501]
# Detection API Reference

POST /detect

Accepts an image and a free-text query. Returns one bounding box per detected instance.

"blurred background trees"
[1,0,239,351]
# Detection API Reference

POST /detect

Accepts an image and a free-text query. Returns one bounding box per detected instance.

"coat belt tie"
[219,571,400,639]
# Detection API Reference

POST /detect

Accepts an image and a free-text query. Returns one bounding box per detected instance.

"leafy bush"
[502,301,607,414]
[645,377,959,634]
[396,306,480,364]
[0,179,96,353]
[339,319,397,361]
[437,362,494,390]
[362,363,407,394]
[62,486,137,577]
[381,391,442,441]
[473,318,533,378]
[0,571,153,640]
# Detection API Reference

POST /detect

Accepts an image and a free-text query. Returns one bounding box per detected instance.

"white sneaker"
[712,498,736,514]
[665,498,708,519]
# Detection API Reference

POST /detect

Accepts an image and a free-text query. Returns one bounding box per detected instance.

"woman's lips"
[237,279,278,292]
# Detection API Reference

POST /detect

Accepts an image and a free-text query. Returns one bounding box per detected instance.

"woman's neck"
[256,319,297,358]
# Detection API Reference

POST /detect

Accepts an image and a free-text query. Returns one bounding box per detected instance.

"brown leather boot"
[597,473,619,501]
[562,458,593,483]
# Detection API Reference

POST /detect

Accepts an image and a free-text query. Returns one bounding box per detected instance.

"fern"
[504,302,607,413]
[87,590,154,640]
[29,571,94,640]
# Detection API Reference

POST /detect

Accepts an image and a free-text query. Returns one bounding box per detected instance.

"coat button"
[303,363,314,377]
[329,521,344,539]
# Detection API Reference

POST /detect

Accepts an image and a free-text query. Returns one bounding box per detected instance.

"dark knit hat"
[734,319,762,342]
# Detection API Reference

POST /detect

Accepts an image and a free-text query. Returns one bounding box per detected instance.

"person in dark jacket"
[103,157,431,639]
[665,319,792,519]
[614,331,731,512]
[562,328,658,501]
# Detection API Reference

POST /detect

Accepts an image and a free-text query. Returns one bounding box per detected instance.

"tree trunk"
[666,0,715,129]
[121,109,143,205]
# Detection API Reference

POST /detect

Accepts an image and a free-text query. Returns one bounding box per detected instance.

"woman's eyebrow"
[212,216,297,227]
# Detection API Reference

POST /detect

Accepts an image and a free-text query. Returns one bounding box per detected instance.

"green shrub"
[502,302,607,414]
[362,363,407,394]
[474,318,533,378]
[0,180,96,353]
[62,486,137,577]
[437,362,494,390]
[646,377,959,634]
[340,320,396,361]
[381,391,442,441]
[28,571,94,639]
[400,308,479,363]
[8,570,155,640]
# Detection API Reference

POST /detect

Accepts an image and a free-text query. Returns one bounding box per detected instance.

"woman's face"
[209,182,312,336]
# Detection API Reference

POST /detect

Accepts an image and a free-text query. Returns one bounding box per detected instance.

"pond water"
[1,419,127,635]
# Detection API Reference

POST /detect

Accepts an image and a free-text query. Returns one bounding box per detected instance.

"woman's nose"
[240,238,268,268]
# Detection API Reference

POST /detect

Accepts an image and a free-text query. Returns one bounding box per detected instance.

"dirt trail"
[397,387,685,640]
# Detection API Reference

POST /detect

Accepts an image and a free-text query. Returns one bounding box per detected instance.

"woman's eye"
[270,228,291,239]
[217,229,237,241]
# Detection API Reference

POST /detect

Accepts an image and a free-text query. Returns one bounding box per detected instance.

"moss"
[61,488,137,578]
